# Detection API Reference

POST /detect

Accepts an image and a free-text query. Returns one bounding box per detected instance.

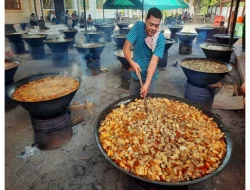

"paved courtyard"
[5,24,245,190]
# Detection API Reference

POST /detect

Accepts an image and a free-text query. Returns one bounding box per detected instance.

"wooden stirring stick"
[137,72,149,113]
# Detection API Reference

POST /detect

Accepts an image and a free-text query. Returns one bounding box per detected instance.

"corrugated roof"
[103,0,189,10]
[103,0,140,9]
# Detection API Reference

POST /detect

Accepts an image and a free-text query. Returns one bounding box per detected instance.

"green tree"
[192,0,219,22]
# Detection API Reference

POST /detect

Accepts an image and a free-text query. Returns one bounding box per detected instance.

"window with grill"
[5,0,21,10]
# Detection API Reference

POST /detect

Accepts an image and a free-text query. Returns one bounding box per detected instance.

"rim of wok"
[180,57,232,74]
[213,34,240,39]
[176,32,198,36]
[200,43,236,51]
[113,49,133,58]
[45,38,73,43]
[21,34,48,39]
[75,42,105,49]
[94,93,232,186]
[7,73,81,103]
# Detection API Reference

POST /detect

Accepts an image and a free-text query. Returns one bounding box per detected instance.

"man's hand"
[140,83,150,98]
[131,61,141,76]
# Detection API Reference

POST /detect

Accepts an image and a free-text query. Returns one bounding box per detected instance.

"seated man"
[38,16,45,32]
[72,13,77,28]
[87,14,93,27]
[30,13,38,28]
[67,16,73,29]
[50,11,59,25]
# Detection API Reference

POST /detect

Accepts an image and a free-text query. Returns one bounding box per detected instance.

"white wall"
[5,0,43,24]
[208,6,244,18]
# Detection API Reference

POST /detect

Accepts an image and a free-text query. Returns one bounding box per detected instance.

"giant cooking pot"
[6,73,81,115]
[95,94,232,186]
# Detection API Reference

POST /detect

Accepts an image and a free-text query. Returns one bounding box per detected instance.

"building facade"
[5,0,134,24]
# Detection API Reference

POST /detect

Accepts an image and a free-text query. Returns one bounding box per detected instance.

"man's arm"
[123,40,141,76]
[140,55,159,97]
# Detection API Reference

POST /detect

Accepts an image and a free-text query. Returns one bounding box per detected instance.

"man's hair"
[146,7,162,20]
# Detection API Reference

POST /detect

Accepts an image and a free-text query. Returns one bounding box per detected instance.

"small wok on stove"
[95,94,232,186]
[180,58,232,85]
[6,73,81,115]
[5,59,20,85]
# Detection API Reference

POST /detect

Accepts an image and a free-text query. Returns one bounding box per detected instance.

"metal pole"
[33,0,38,20]
[103,7,105,23]
[141,0,144,21]
[83,0,87,31]
[226,0,234,34]
[229,0,240,46]
[40,0,44,19]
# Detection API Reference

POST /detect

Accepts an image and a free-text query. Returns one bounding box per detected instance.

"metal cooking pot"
[180,58,232,85]
[117,22,129,29]
[213,34,240,45]
[5,59,20,86]
[95,94,232,186]
[45,38,73,52]
[61,29,78,38]
[113,35,126,48]
[200,43,235,63]
[6,73,81,115]
[21,34,47,46]
[164,38,175,52]
[176,32,197,44]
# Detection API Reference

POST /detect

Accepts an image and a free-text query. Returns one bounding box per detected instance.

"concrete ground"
[5,23,245,190]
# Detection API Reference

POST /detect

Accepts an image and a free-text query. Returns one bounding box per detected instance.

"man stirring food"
[123,7,165,98]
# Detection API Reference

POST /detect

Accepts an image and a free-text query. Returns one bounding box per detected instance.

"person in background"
[87,14,93,27]
[119,12,122,22]
[38,16,45,32]
[74,10,78,23]
[115,9,119,24]
[80,12,86,28]
[242,15,245,52]
[50,11,57,24]
[30,13,38,28]
[65,10,69,24]
[67,16,73,28]
[59,10,64,24]
[123,7,165,97]
[72,13,77,27]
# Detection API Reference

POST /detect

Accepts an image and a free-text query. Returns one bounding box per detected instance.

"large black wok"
[6,73,81,115]
[195,27,213,45]
[21,34,47,46]
[176,32,197,44]
[95,94,232,186]
[5,59,20,86]
[180,58,232,85]
[75,43,105,58]
[45,38,73,52]
[214,34,240,45]
[168,26,183,34]
[113,35,126,48]
[200,43,235,63]
[61,29,78,38]
[164,39,175,52]
[93,23,104,31]
[99,25,115,34]
[83,31,104,43]
[123,27,132,34]
[5,32,23,42]
[117,22,129,29]
[114,50,131,69]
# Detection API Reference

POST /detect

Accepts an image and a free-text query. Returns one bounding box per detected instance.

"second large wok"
[6,73,81,115]
[95,94,232,186]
